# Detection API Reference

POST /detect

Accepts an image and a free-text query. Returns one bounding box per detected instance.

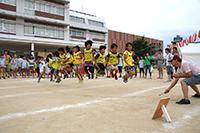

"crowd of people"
[0,40,200,104]
[0,41,183,83]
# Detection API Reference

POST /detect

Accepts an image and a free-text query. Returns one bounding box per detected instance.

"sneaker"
[176,99,191,104]
[123,76,128,83]
[192,94,200,98]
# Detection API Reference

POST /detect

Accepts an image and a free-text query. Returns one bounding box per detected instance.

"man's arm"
[164,78,179,93]
[173,71,193,78]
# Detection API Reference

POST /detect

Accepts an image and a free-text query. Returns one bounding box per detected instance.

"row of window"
[24,25,64,39]
[0,0,16,6]
[70,16,85,24]
[70,15,104,27]
[88,20,104,27]
[69,29,105,41]
[24,0,64,16]
[0,20,16,33]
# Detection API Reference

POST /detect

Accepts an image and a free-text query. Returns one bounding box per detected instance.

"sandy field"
[0,72,200,133]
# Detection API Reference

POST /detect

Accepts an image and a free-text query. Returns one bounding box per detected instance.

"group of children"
[0,40,138,83]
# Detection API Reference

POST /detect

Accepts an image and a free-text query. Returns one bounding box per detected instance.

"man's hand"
[164,88,170,94]
[173,73,180,78]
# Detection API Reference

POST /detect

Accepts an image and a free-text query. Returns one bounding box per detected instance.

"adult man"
[164,55,200,104]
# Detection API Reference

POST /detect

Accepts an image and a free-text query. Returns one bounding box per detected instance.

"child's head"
[53,51,60,57]
[65,46,71,53]
[99,45,106,54]
[13,54,17,58]
[173,47,178,52]
[73,45,80,53]
[165,48,171,54]
[4,50,9,55]
[111,43,118,52]
[125,42,133,51]
[58,47,65,54]
[85,40,93,49]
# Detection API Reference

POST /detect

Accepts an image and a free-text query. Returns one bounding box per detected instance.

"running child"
[123,42,136,83]
[11,54,18,78]
[52,51,61,83]
[72,45,84,82]
[106,43,119,80]
[95,45,106,79]
[37,57,46,83]
[63,46,74,78]
[83,40,95,79]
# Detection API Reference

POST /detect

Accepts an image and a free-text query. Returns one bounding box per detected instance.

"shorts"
[118,66,123,73]
[166,66,173,75]
[183,74,200,86]
[107,65,118,71]
[73,64,81,70]
[96,63,106,75]
[124,66,136,72]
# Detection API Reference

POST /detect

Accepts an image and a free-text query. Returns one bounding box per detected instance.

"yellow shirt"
[84,48,93,62]
[96,53,105,64]
[123,50,134,67]
[73,52,82,65]
[51,57,60,70]
[65,52,73,64]
[108,52,119,65]
[60,53,66,65]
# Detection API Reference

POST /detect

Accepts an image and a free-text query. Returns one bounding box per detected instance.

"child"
[95,45,106,79]
[37,57,46,83]
[83,40,95,79]
[106,43,119,80]
[144,53,153,79]
[46,54,54,82]
[21,56,29,78]
[165,48,174,82]
[52,51,61,83]
[139,56,145,78]
[72,45,84,82]
[58,47,66,75]
[118,53,123,78]
[0,54,6,79]
[63,46,74,78]
[11,54,18,78]
[123,42,136,83]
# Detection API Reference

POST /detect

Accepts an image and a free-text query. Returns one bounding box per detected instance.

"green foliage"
[132,37,149,56]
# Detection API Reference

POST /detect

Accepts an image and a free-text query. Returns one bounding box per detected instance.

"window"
[88,20,104,27]
[90,31,105,41]
[24,24,64,39]
[24,0,35,9]
[25,1,64,16]
[70,16,85,24]
[24,25,34,35]
[70,29,85,38]
[0,0,16,5]
[0,20,16,33]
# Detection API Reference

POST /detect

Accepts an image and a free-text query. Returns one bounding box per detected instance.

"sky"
[70,0,200,52]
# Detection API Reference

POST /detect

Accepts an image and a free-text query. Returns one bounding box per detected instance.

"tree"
[132,37,149,56]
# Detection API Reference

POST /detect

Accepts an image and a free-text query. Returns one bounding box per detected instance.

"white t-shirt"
[0,58,5,67]
[165,53,173,66]
[177,61,200,75]
[139,60,144,68]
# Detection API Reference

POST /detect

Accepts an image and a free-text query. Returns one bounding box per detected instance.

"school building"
[0,0,107,56]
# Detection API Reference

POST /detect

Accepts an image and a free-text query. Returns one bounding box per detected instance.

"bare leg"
[180,80,189,99]
[190,85,200,95]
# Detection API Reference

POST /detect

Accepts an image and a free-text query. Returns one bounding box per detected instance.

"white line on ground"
[0,85,168,122]
[0,83,120,99]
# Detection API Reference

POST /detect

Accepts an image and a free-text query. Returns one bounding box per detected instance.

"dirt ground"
[0,72,200,133]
